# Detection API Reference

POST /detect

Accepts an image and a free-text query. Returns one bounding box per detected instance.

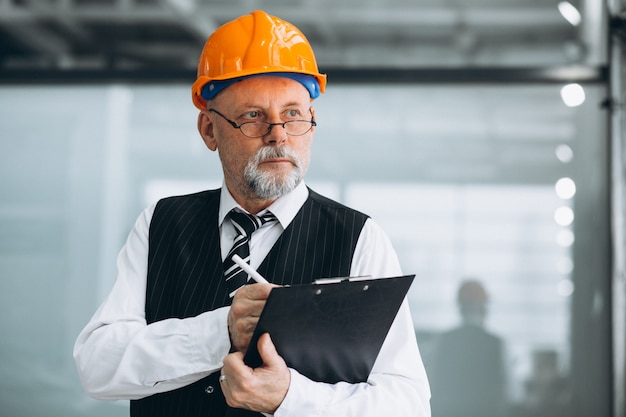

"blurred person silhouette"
[510,349,570,417]
[72,9,430,417]
[428,279,507,417]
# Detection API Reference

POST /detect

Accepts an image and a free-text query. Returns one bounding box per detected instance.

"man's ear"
[198,110,218,151]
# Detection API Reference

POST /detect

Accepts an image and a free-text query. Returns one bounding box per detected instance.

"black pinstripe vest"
[130,187,369,417]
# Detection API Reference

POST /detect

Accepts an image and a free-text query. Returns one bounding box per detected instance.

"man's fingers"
[235,283,277,301]
[228,284,278,352]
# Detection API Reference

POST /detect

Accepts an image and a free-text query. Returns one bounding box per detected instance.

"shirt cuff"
[274,369,328,417]
[190,306,231,368]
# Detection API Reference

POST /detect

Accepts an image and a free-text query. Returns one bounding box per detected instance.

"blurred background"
[1,0,625,416]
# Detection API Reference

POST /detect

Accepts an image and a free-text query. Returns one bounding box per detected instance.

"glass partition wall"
[0,81,611,416]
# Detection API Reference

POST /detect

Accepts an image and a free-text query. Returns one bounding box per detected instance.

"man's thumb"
[257,333,281,366]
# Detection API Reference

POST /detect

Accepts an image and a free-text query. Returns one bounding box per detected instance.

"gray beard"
[243,146,303,200]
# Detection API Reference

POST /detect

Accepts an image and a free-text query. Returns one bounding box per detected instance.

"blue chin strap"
[201,72,321,101]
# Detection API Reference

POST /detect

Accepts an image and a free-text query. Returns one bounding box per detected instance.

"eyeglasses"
[209,108,317,138]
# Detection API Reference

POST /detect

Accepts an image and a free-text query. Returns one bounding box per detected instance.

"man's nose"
[263,122,289,144]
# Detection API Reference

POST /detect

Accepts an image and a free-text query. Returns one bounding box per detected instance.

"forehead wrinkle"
[236,100,309,111]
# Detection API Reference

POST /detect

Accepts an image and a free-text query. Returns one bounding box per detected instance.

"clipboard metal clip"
[313,275,373,285]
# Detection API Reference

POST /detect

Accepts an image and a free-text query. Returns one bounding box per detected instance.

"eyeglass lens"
[240,121,314,138]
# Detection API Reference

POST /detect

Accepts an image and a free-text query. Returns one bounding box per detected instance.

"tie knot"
[228,210,276,237]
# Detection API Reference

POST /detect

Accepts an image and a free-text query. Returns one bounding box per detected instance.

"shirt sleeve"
[73,205,231,400]
[274,218,432,417]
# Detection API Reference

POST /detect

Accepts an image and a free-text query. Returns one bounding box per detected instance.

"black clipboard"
[242,274,415,384]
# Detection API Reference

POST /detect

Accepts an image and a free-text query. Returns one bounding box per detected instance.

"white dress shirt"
[73,182,431,416]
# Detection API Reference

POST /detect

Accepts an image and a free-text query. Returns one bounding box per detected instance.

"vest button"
[205,385,215,395]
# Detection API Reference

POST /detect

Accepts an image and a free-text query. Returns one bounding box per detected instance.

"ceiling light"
[557,279,574,296]
[558,1,582,26]
[554,206,575,226]
[555,177,576,199]
[555,144,574,163]
[560,83,586,107]
[556,229,575,247]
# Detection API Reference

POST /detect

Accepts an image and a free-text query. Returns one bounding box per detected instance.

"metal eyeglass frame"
[208,108,317,138]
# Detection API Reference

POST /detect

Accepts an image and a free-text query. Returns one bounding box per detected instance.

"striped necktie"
[224,210,277,296]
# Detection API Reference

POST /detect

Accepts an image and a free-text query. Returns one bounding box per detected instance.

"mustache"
[252,146,300,167]
[244,145,303,200]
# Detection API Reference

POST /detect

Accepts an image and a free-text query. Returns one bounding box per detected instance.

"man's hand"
[228,283,276,352]
[220,333,291,414]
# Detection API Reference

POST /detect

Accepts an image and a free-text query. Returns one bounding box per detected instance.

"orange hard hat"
[191,10,327,110]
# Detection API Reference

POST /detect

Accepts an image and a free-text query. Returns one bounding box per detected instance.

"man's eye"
[286,109,300,118]
[243,111,260,118]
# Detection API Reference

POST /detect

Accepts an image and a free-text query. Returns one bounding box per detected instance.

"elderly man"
[74,10,431,417]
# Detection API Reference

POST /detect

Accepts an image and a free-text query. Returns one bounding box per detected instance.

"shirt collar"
[219,181,309,229]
